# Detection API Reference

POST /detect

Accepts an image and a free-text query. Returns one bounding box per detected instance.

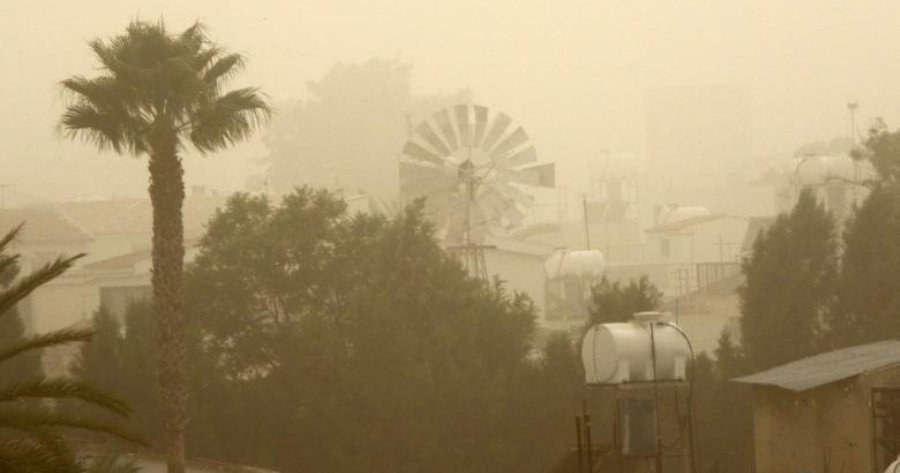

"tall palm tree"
[59,20,271,473]
[0,225,138,472]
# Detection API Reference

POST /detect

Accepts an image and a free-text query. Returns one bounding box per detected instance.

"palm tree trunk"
[149,140,187,473]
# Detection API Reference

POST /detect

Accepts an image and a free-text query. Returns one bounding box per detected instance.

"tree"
[738,189,838,371]
[851,118,900,184]
[263,58,470,201]
[0,226,136,472]
[60,20,270,472]
[181,188,537,472]
[587,275,662,325]
[692,332,753,473]
[829,122,900,347]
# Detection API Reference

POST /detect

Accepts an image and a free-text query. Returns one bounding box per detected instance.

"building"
[734,340,900,473]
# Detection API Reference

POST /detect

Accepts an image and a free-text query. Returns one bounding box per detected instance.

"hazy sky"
[4,0,900,204]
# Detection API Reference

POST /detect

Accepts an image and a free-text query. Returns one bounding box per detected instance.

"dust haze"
[3,1,897,209]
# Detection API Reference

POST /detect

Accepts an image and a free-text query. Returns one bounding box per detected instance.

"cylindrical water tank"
[581,315,690,385]
[543,249,605,280]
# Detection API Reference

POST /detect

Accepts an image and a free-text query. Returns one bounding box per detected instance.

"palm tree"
[59,20,270,473]
[0,225,137,472]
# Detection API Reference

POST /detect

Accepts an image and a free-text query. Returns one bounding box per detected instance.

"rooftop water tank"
[543,249,605,280]
[581,312,690,385]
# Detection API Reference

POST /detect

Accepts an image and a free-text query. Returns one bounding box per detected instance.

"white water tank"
[581,312,690,385]
[543,249,605,279]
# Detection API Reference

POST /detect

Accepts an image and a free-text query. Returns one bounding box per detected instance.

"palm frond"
[0,427,80,473]
[0,225,22,255]
[0,327,94,367]
[0,254,84,320]
[0,408,144,446]
[0,378,130,416]
[189,87,272,153]
[203,53,245,88]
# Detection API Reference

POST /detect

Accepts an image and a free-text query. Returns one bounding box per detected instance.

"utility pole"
[582,194,591,250]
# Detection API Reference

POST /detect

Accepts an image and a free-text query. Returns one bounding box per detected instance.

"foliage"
[0,226,136,472]
[78,187,556,472]
[263,58,469,200]
[738,189,838,371]
[852,118,900,184]
[829,175,900,348]
[692,332,753,473]
[60,20,271,156]
[587,275,662,325]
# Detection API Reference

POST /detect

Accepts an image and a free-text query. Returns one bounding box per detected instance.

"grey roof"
[733,340,900,392]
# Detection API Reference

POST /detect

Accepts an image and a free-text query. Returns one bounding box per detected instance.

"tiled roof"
[733,340,900,392]
[0,208,91,242]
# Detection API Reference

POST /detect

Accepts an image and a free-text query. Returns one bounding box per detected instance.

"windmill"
[399,104,555,277]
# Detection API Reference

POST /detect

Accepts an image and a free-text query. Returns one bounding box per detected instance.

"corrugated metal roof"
[733,340,900,392]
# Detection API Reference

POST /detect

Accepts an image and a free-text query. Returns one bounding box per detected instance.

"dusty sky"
[3,0,900,204]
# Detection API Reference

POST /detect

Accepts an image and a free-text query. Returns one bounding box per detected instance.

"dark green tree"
[738,189,838,371]
[692,332,753,473]
[828,122,900,348]
[60,20,271,472]
[183,189,537,472]
[588,275,662,325]
[81,188,541,472]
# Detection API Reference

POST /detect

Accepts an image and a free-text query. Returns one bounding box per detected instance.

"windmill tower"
[399,104,555,278]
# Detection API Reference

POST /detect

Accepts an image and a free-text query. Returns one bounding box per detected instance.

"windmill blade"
[472,105,489,149]
[501,205,527,228]
[490,127,530,161]
[455,105,471,148]
[402,141,443,165]
[416,121,451,156]
[481,112,511,152]
[477,187,515,220]
[493,182,535,208]
[502,163,556,188]
[434,109,459,151]
[503,146,538,167]
[399,160,459,197]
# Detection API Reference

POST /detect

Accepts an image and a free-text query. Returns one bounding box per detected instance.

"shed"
[734,340,900,473]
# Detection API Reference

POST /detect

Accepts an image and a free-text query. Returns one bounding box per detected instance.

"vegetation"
[0,226,135,472]
[60,19,270,472]
[588,275,662,325]
[738,189,839,372]
[75,188,586,472]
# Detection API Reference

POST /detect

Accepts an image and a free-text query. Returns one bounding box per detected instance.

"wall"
[645,217,749,266]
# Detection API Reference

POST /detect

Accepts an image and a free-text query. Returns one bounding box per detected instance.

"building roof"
[733,340,900,392]
[47,194,226,238]
[0,208,92,242]
[83,238,199,272]
[645,214,725,233]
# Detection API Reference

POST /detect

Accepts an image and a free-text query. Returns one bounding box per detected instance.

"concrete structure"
[735,341,900,473]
